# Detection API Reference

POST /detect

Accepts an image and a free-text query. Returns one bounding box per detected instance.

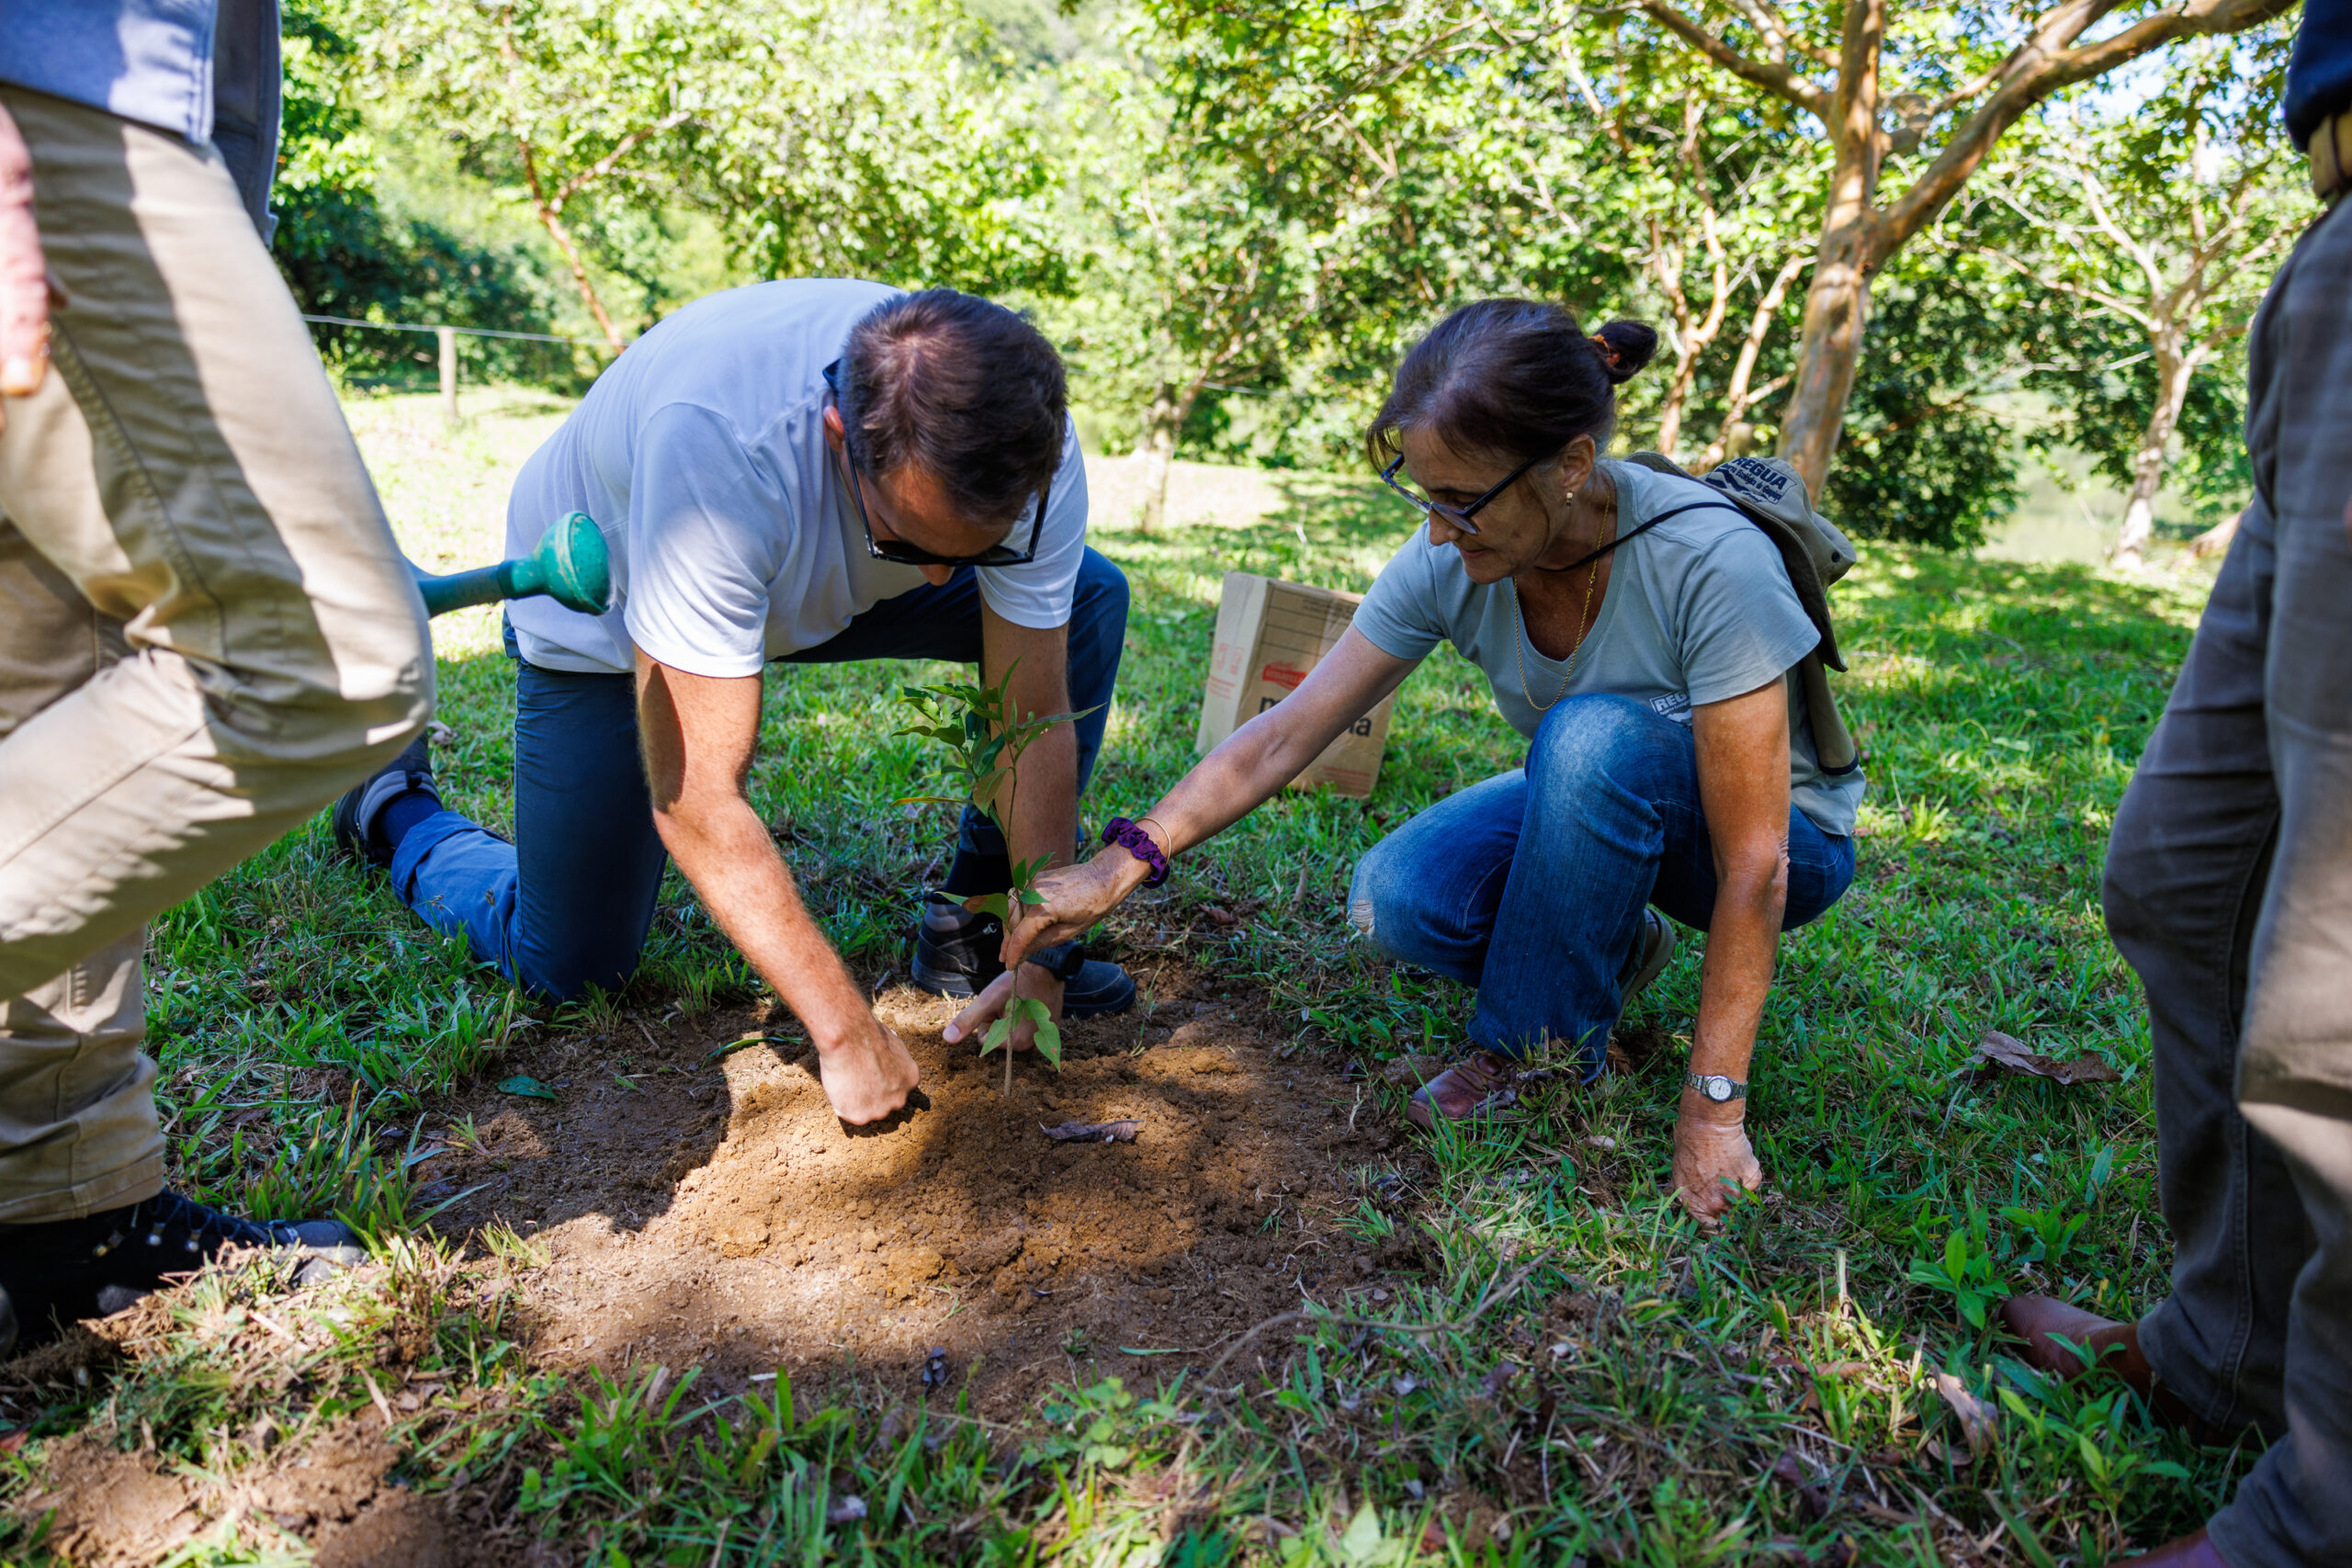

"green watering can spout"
[412,512,613,619]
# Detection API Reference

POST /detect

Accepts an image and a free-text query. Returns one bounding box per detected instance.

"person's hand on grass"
[944,966,1067,1054]
[1672,1102,1762,1224]
[812,1013,922,1124]
[1000,854,1150,970]
[0,100,60,432]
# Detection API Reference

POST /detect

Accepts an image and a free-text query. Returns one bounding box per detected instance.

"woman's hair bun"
[1590,319,1659,385]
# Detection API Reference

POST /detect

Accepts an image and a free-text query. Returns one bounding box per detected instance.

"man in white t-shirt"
[331,282,1133,1124]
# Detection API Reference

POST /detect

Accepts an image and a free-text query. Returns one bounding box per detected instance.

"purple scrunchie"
[1102,818,1170,886]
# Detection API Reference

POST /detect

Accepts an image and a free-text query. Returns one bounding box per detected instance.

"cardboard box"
[1195,571,1396,799]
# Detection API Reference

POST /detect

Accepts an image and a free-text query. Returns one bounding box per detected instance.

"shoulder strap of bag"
[1604,456,1863,778]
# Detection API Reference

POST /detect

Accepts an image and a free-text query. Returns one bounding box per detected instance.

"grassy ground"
[1,391,2237,1566]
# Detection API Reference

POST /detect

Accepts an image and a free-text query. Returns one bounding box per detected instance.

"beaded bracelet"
[1102,817,1170,886]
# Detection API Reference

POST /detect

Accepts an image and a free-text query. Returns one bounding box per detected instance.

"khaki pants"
[0,89,431,1222]
[2104,195,2352,1566]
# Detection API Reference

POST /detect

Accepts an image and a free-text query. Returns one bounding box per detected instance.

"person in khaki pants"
[1999,10,2352,1562]
[0,0,432,1355]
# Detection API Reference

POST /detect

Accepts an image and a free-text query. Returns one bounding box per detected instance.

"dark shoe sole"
[331,732,437,872]
[911,955,1136,1019]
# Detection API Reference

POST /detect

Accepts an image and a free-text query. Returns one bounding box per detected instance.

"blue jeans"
[388,547,1130,1000]
[1346,693,1854,1073]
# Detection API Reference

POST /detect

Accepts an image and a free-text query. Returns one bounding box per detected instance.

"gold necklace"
[1510,556,1600,712]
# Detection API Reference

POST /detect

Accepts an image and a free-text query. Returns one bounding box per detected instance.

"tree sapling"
[897,663,1092,1095]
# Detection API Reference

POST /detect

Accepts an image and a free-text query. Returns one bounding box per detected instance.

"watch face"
[1702,1075,1733,1101]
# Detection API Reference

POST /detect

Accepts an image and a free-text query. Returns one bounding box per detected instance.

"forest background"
[282,0,2308,566]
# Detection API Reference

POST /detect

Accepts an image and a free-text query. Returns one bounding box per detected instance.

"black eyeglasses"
[1378,451,1541,537]
[824,358,1046,568]
[838,429,1048,568]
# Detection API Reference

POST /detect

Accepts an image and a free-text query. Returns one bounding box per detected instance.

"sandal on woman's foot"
[1406,1051,1523,1131]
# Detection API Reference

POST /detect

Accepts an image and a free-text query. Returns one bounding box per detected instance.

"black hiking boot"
[909,893,1136,1017]
[0,1190,364,1352]
[331,731,441,871]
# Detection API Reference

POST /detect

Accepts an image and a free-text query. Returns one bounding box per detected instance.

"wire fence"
[296,312,621,348]
[297,312,624,424]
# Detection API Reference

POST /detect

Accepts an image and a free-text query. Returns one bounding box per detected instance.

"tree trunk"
[1699,254,1805,470]
[1777,220,1882,497]
[1136,381,1199,534]
[518,141,627,354]
[1138,420,1176,535]
[534,198,627,354]
[2109,336,2198,572]
[1657,325,1699,460]
[1775,0,1883,497]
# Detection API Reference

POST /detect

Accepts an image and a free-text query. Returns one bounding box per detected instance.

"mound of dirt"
[426,968,1427,1414]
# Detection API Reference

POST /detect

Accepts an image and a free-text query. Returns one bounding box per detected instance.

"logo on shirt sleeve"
[1649,692,1694,724]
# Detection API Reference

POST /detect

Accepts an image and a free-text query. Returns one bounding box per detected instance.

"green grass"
[1,391,2239,1565]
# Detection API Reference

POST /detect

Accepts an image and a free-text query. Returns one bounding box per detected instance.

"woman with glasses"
[984,299,1862,1221]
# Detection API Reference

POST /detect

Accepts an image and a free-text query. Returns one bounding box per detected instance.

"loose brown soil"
[422,968,1426,1416]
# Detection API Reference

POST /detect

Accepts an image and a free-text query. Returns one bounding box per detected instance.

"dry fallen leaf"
[1971,1030,2120,1088]
[1040,1119,1141,1144]
[1768,1451,1836,1522]
[1928,1369,1997,1461]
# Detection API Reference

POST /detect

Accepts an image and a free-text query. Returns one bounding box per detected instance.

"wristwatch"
[1685,1071,1747,1103]
[1023,940,1086,983]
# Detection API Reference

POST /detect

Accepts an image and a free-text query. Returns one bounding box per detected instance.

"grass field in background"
[1,391,2240,1566]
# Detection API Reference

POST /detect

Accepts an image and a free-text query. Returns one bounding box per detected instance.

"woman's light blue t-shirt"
[1351,458,1865,837]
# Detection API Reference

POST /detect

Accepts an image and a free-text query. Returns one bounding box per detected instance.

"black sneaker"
[1,1284,15,1359]
[331,731,440,871]
[910,893,1136,1017]
[0,1190,364,1351]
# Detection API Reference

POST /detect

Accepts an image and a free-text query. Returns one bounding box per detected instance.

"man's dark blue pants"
[386,548,1128,1001]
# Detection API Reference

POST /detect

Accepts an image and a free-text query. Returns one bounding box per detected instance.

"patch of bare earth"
[426,969,1425,1415]
[6,1410,518,1568]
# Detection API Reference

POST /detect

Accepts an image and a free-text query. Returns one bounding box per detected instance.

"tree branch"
[549,109,692,209]
[1880,0,2296,249]
[1636,1,1831,118]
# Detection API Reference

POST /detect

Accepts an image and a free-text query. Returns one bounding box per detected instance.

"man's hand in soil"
[944,967,1069,1053]
[0,100,58,431]
[1672,1098,1762,1225]
[813,1014,922,1123]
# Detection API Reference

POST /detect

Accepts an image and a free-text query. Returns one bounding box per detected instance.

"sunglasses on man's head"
[1378,451,1541,537]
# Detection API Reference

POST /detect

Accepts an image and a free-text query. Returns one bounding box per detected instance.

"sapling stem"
[894,662,1094,1096]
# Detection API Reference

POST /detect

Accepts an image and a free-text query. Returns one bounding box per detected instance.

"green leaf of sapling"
[1034,1018,1063,1069]
[982,1017,1012,1055]
[963,892,1012,920]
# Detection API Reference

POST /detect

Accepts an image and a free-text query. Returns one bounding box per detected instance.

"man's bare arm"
[942,608,1077,1049]
[635,650,918,1122]
[981,605,1080,882]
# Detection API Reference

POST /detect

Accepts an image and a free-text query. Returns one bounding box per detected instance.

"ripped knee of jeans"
[1348,897,1377,941]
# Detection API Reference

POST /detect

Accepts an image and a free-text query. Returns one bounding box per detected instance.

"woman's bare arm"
[1001,626,1418,960]
[1674,675,1793,1220]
